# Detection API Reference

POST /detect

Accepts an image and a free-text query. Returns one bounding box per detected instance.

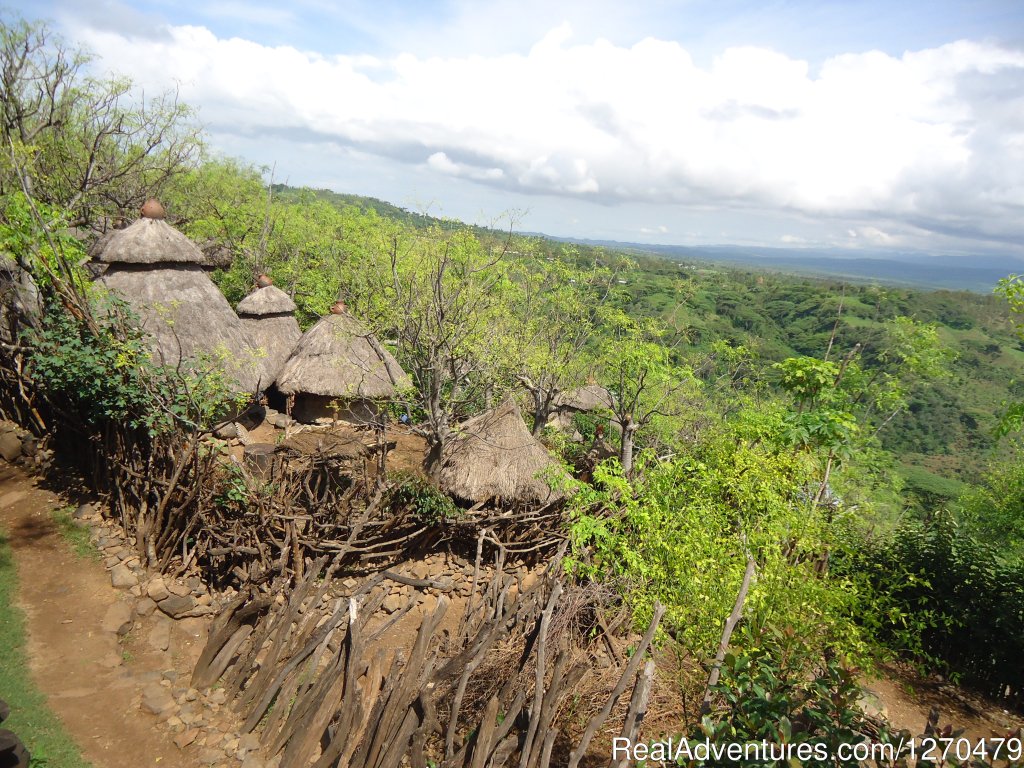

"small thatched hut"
[90,202,260,392]
[437,399,568,506]
[275,308,411,424]
[548,384,614,432]
[237,284,301,387]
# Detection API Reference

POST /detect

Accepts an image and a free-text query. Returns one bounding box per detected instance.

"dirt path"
[867,664,1023,741]
[0,464,200,768]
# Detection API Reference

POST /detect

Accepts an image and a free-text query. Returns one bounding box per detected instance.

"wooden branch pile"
[193,551,665,768]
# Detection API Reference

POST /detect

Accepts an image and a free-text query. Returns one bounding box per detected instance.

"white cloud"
[70,20,1024,250]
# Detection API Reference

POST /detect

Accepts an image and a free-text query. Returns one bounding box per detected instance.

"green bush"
[568,402,873,664]
[835,512,1024,696]
[692,625,876,768]
[386,471,460,523]
[28,294,245,434]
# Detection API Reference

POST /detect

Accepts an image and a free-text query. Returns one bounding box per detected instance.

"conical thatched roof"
[91,217,208,265]
[99,265,261,392]
[237,285,296,316]
[240,312,301,387]
[437,399,568,505]
[276,311,410,399]
[555,384,614,412]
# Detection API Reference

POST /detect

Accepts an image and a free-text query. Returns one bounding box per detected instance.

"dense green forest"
[1,13,1022,759]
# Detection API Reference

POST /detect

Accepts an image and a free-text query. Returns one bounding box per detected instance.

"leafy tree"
[508,248,618,435]
[597,311,698,474]
[994,274,1024,436]
[569,401,869,660]
[372,222,517,476]
[0,13,201,228]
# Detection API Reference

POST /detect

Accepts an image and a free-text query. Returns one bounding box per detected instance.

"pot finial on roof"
[256,273,274,288]
[329,300,347,315]
[140,199,166,219]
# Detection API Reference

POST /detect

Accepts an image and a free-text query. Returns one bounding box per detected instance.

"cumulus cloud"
[70,18,1024,250]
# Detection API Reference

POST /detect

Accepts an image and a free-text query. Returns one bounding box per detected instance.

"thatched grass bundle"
[438,399,568,505]
[237,285,301,387]
[90,216,209,265]
[237,285,296,316]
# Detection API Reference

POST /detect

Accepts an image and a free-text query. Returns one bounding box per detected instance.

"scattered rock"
[101,602,133,635]
[141,683,176,716]
[271,413,293,429]
[147,577,170,603]
[196,593,213,607]
[134,597,157,618]
[163,669,179,683]
[382,593,405,614]
[158,593,196,618]
[214,423,238,439]
[97,653,123,669]
[241,756,266,768]
[208,688,228,706]
[198,747,223,765]
[174,729,199,749]
[168,581,193,597]
[109,564,138,589]
[858,687,888,720]
[0,431,22,462]
[72,503,96,520]
[148,619,171,652]
[410,562,430,580]
[238,733,260,753]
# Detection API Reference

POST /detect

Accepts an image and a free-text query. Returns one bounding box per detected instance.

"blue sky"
[11,0,1024,257]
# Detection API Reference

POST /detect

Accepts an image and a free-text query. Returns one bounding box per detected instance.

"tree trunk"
[425,438,444,480]
[532,401,552,437]
[620,420,636,475]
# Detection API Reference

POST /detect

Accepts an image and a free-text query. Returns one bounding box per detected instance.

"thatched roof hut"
[91,203,260,392]
[547,384,615,435]
[275,310,411,423]
[437,399,568,505]
[554,384,614,413]
[237,285,301,387]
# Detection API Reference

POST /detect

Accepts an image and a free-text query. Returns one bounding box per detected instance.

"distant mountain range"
[550,239,1024,293]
